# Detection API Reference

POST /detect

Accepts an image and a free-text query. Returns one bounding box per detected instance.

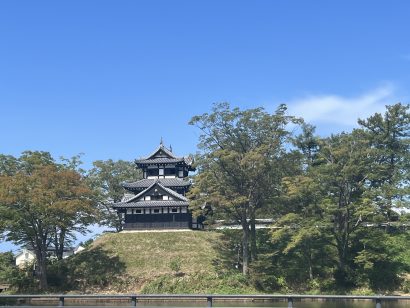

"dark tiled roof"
[120,180,188,205]
[159,183,188,201]
[144,144,177,160]
[123,178,191,189]
[135,158,185,164]
[135,144,194,168]
[124,181,158,203]
[112,200,189,208]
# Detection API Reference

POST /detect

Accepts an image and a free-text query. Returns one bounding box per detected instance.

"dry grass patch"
[88,230,246,292]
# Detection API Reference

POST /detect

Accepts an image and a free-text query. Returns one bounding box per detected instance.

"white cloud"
[286,84,396,127]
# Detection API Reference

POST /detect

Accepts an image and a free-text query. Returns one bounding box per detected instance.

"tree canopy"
[0,151,96,290]
[189,102,301,274]
[87,159,142,231]
[270,103,410,291]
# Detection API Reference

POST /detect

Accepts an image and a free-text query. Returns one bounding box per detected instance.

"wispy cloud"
[286,84,396,127]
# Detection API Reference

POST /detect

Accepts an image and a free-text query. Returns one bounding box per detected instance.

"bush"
[0,252,37,293]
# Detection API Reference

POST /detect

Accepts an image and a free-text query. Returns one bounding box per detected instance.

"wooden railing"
[1,294,410,307]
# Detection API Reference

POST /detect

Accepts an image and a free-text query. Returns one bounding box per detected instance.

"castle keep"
[112,141,200,230]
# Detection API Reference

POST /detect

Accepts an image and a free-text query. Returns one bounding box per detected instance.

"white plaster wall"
[74,246,85,254]
[62,251,74,259]
[15,249,35,267]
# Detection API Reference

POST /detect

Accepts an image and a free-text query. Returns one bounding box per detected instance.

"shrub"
[169,257,182,274]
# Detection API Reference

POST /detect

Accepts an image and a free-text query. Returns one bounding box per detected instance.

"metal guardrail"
[1,294,410,308]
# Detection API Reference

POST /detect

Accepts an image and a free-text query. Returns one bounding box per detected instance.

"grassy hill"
[58,231,257,294]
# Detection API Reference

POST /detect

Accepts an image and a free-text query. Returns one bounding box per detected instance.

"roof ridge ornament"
[160,137,163,146]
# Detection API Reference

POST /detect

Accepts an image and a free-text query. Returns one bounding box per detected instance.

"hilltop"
[56,231,257,294]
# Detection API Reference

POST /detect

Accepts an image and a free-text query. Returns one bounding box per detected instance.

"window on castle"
[148,169,159,176]
[153,209,160,214]
[151,195,163,201]
[171,208,178,213]
[165,168,175,175]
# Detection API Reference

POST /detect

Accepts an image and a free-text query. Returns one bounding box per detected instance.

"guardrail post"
[207,296,213,307]
[376,298,381,308]
[287,297,293,308]
[131,296,137,307]
[58,296,65,307]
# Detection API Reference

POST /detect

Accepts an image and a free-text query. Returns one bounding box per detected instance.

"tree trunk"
[116,212,123,232]
[335,242,350,285]
[53,229,58,259]
[308,249,313,280]
[56,229,66,260]
[250,226,257,261]
[250,211,258,261]
[241,220,250,276]
[35,247,48,290]
[303,244,314,280]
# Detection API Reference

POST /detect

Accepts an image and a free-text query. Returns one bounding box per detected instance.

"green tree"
[272,176,334,283]
[0,252,16,285]
[87,159,142,231]
[273,104,410,290]
[358,103,410,219]
[274,131,376,287]
[0,151,95,290]
[189,103,300,274]
[0,252,35,292]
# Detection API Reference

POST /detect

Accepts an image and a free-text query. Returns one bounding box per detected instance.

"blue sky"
[1,1,409,251]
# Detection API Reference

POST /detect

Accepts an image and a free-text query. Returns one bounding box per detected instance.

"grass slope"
[71,231,256,294]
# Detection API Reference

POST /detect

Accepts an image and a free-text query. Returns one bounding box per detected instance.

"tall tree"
[272,175,333,282]
[358,103,410,219]
[189,103,299,274]
[87,159,142,231]
[272,104,410,289]
[0,152,95,290]
[274,131,375,286]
